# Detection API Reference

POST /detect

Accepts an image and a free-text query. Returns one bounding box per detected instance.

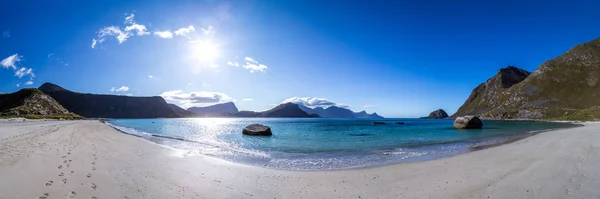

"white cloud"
[1,54,21,70]
[148,75,154,78]
[241,98,253,101]
[125,23,149,36]
[153,30,173,39]
[91,39,98,48]
[124,14,135,24]
[2,31,9,38]
[92,13,149,48]
[282,97,344,108]
[110,86,129,92]
[25,81,33,85]
[15,67,34,78]
[174,25,195,36]
[227,61,239,67]
[363,105,374,108]
[160,90,232,108]
[16,83,20,87]
[47,53,54,58]
[243,57,268,73]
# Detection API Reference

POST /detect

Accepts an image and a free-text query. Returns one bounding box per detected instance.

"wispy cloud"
[160,90,232,108]
[227,61,239,67]
[153,30,173,39]
[1,54,21,70]
[110,86,129,92]
[15,67,34,78]
[47,53,54,58]
[363,105,374,108]
[92,13,149,48]
[148,75,154,78]
[16,83,20,87]
[2,31,9,38]
[25,81,33,85]
[174,25,195,36]
[243,57,268,73]
[242,98,253,101]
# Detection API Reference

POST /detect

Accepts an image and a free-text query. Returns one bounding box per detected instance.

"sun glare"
[192,41,220,63]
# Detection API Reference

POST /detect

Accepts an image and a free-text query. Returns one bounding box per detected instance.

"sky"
[2,0,600,118]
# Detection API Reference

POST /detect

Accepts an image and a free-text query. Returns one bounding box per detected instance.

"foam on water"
[106,118,578,170]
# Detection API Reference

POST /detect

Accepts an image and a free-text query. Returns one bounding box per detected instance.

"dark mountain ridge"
[39,82,181,118]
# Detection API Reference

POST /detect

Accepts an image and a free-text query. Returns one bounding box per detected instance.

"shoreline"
[103,118,582,171]
[2,120,600,198]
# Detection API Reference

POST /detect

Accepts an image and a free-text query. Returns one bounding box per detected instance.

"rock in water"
[242,124,272,136]
[422,109,449,119]
[395,122,404,124]
[453,116,483,129]
[372,121,386,125]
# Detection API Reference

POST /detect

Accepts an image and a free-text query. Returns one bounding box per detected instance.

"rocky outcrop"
[452,66,531,118]
[453,116,483,129]
[39,82,180,118]
[421,109,448,119]
[0,88,81,119]
[242,124,272,136]
[452,37,600,120]
[187,102,238,116]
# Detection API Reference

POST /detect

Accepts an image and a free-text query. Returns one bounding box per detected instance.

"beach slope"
[1,120,599,198]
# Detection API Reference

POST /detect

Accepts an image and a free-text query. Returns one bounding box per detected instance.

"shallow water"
[106,118,577,170]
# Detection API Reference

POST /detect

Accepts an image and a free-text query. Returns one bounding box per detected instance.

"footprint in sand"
[68,191,76,198]
[45,181,53,186]
[91,183,97,190]
[66,164,70,168]
[58,165,62,169]
[92,197,97,199]
[87,173,92,178]
[58,172,64,177]
[62,179,67,184]
[63,160,68,163]
[92,167,96,171]
[38,193,49,199]
[92,161,95,165]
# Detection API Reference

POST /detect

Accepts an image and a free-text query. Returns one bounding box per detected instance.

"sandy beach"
[1,120,599,198]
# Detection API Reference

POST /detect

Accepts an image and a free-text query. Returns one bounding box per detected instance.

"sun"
[191,41,220,63]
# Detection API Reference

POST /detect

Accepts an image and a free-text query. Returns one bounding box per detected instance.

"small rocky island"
[421,109,449,119]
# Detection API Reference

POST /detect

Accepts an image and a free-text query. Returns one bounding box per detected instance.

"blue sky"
[2,0,600,117]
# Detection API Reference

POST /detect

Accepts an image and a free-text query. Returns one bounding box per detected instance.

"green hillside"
[0,88,82,119]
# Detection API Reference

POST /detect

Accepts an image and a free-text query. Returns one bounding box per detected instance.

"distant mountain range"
[298,104,383,118]
[187,102,238,116]
[1,82,382,119]
[39,83,181,118]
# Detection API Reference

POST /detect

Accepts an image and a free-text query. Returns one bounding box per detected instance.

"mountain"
[0,88,81,119]
[230,102,317,118]
[352,110,384,119]
[39,82,181,118]
[421,109,449,119]
[298,104,383,118]
[168,104,196,117]
[187,102,238,116]
[452,37,600,120]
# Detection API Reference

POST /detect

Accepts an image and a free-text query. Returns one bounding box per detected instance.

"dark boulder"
[453,116,483,129]
[242,124,273,136]
[372,121,386,125]
[395,122,404,124]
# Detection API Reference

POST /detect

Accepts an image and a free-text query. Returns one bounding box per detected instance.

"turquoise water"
[106,118,577,170]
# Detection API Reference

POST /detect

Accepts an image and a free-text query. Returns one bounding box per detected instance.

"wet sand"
[1,120,599,198]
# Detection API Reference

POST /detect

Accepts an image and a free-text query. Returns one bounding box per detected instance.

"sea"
[106,118,578,170]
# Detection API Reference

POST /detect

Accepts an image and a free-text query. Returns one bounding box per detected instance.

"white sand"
[1,120,599,198]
